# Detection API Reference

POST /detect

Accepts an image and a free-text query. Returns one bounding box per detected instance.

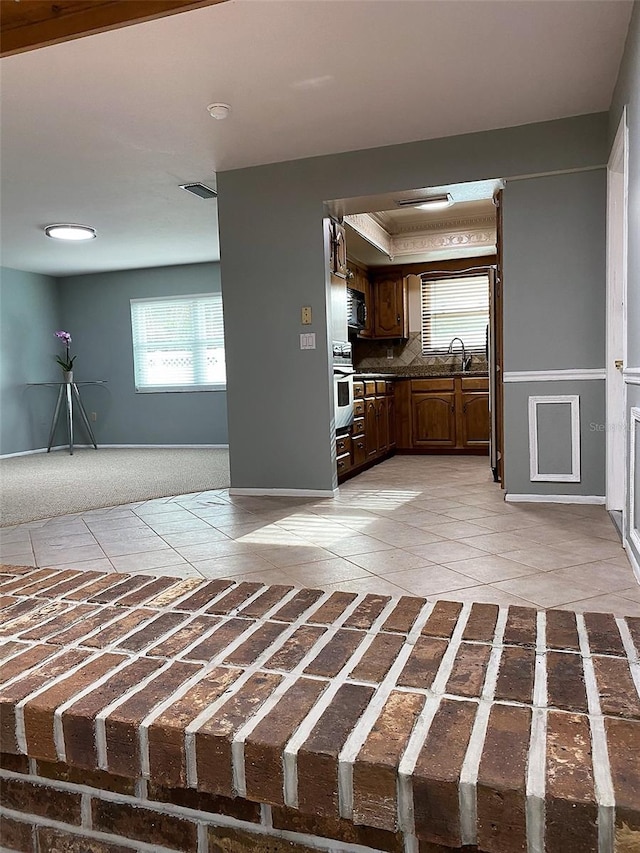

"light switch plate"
[301,306,312,325]
[300,333,316,350]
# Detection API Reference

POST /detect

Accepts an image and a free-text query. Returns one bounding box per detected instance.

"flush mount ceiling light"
[44,224,96,241]
[395,193,453,211]
[207,103,231,120]
[180,182,218,200]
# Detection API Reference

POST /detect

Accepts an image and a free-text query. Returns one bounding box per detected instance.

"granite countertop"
[354,368,489,380]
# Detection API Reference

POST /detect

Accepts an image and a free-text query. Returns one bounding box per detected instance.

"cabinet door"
[461,393,490,447]
[373,274,407,338]
[376,396,389,454]
[365,397,378,458]
[387,393,396,449]
[411,394,456,447]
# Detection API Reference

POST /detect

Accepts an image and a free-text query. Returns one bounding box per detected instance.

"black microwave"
[347,287,366,332]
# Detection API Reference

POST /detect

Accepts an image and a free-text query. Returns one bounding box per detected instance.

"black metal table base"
[47,381,98,455]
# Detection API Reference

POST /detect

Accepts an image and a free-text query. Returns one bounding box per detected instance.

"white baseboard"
[229,487,338,498]
[0,445,66,458]
[505,493,606,505]
[623,537,640,585]
[0,443,229,459]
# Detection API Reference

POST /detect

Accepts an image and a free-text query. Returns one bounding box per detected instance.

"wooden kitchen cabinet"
[337,379,395,481]
[460,392,490,448]
[371,272,408,339]
[412,393,456,447]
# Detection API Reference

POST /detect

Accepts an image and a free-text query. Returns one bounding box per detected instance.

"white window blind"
[421,274,489,354]
[130,293,226,391]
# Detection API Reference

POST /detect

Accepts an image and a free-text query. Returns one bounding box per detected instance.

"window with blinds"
[421,274,489,355]
[130,294,226,391]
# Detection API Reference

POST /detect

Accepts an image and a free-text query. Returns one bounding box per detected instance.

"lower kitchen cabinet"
[412,392,456,447]
[337,379,395,482]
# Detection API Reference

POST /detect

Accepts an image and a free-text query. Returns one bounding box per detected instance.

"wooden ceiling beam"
[0,1,227,58]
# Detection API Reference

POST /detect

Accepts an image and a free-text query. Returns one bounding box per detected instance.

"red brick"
[353,690,425,831]
[503,605,538,646]
[81,608,156,647]
[462,603,499,642]
[0,643,59,685]
[0,594,19,611]
[89,574,154,603]
[583,611,625,656]
[44,571,106,599]
[0,776,82,824]
[195,670,283,796]
[245,677,327,805]
[397,636,448,689]
[270,806,404,853]
[18,603,98,641]
[23,652,127,760]
[446,643,492,698]
[92,798,198,852]
[546,651,588,712]
[304,629,366,678]
[593,655,640,718]
[0,564,33,576]
[104,660,200,776]
[147,781,262,822]
[183,617,253,661]
[36,827,135,853]
[349,632,406,683]
[114,575,178,607]
[297,682,375,816]
[115,611,188,652]
[44,606,123,644]
[238,584,295,618]
[477,704,531,853]
[263,625,327,671]
[413,699,477,846]
[422,601,463,639]
[605,717,640,832]
[0,569,58,595]
[307,591,358,624]
[626,616,640,658]
[0,751,29,772]
[145,577,204,608]
[0,648,91,752]
[382,595,427,634]
[0,599,62,637]
[546,609,580,651]
[64,574,128,601]
[343,594,391,629]
[175,579,233,611]
[0,814,34,852]
[208,826,318,853]
[24,569,80,595]
[224,620,289,666]
[545,711,597,853]
[207,582,265,615]
[494,646,535,703]
[36,759,136,794]
[147,666,241,787]
[271,588,324,622]
[146,614,220,657]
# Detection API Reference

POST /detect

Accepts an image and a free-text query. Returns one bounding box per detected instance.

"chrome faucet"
[448,337,472,372]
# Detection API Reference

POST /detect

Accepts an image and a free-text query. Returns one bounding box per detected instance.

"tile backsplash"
[353,332,488,374]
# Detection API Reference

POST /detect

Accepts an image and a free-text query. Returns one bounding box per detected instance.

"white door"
[606,109,628,512]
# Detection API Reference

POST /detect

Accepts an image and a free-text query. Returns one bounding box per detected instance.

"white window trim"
[420,273,490,356]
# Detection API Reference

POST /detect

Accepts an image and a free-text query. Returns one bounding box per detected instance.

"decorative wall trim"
[229,487,339,498]
[504,369,606,383]
[528,395,581,483]
[623,368,640,385]
[629,407,640,557]
[505,493,605,505]
[343,213,392,257]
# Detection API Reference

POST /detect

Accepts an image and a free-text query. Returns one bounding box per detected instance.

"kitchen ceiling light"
[396,193,453,211]
[44,224,96,241]
[207,103,231,120]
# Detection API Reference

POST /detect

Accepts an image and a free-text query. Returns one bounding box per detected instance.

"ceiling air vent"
[180,182,218,200]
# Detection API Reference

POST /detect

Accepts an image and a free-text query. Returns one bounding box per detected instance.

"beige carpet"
[0,447,230,526]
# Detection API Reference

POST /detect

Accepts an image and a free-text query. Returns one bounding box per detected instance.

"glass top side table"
[27,379,107,456]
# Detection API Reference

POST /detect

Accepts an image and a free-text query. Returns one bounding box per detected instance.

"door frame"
[606,107,628,513]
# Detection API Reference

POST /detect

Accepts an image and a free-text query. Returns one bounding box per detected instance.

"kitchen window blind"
[420,274,489,355]
[130,293,226,391]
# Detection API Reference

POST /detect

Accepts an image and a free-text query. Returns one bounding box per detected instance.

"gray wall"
[502,169,607,496]
[610,0,640,565]
[58,263,228,446]
[217,113,608,492]
[0,267,62,455]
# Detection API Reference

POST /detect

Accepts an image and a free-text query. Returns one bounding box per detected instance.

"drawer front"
[375,380,386,395]
[364,381,376,396]
[336,434,351,456]
[352,417,365,436]
[353,381,364,399]
[411,378,455,392]
[354,398,365,417]
[461,376,489,391]
[353,436,366,467]
[385,381,394,395]
[337,452,352,475]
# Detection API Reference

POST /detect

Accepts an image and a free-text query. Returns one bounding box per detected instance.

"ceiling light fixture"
[44,224,97,241]
[207,103,231,120]
[180,182,218,200]
[395,193,453,211]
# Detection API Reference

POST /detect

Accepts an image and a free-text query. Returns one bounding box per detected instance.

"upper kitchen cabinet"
[330,220,348,279]
[371,272,408,339]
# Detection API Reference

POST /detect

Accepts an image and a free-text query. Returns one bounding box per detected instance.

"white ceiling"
[0,0,632,277]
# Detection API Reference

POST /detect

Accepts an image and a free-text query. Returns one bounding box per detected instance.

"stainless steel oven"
[333,341,355,430]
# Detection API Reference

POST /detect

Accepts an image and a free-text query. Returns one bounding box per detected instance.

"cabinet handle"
[462,403,467,414]
[451,405,455,413]
[396,315,401,323]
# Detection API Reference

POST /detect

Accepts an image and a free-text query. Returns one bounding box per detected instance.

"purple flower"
[55,331,72,344]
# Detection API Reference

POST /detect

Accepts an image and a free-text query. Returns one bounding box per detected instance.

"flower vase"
[62,370,74,384]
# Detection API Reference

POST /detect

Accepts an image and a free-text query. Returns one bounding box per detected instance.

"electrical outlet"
[386,347,394,359]
[90,412,97,422]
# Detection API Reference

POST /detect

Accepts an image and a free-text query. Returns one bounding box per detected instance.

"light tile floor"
[2,455,639,615]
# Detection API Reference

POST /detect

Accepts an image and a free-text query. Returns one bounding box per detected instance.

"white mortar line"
[337,599,438,821]
[458,605,509,846]
[526,610,548,853]
[197,821,208,853]
[616,616,640,697]
[80,792,92,829]
[261,804,273,829]
[575,613,615,853]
